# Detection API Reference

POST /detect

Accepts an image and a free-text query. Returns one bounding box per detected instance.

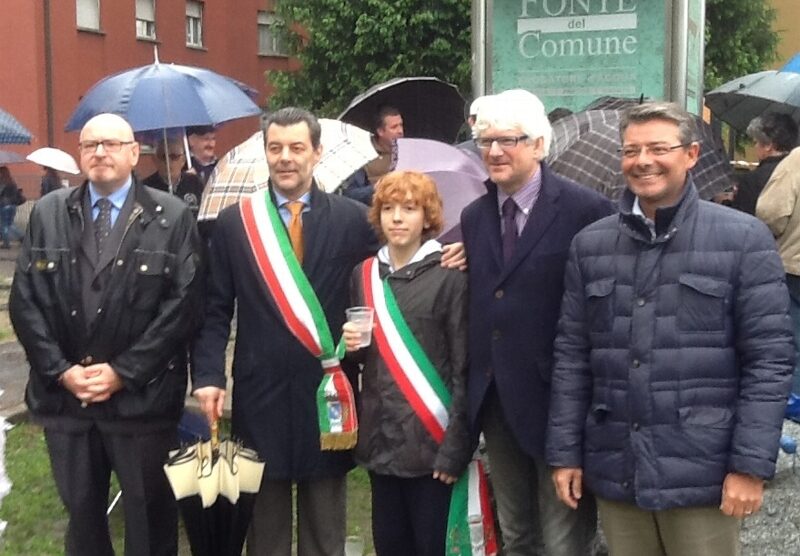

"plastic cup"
[346,306,374,348]
[345,535,365,556]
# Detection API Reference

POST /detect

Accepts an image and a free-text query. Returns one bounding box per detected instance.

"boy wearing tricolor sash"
[342,171,477,556]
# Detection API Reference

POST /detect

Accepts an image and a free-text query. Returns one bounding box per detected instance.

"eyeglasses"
[78,140,135,154]
[618,143,691,159]
[475,135,529,150]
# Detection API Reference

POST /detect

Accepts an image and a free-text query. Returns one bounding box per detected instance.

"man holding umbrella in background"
[10,113,203,555]
[342,105,405,205]
[143,135,205,218]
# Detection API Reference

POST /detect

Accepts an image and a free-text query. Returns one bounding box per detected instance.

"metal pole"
[471,0,487,98]
[671,0,689,108]
[43,0,55,146]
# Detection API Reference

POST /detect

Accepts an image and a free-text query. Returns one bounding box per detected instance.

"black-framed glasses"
[78,140,135,154]
[474,135,530,150]
[618,143,691,159]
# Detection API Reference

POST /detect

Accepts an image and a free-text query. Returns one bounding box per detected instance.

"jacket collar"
[618,179,698,243]
[68,175,161,224]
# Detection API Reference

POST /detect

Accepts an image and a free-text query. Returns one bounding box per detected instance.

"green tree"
[269,0,471,117]
[704,0,778,91]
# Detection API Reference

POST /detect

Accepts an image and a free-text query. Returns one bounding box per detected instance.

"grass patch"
[0,422,373,555]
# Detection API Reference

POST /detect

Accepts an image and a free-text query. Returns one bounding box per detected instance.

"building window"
[136,0,156,40]
[76,0,100,30]
[257,11,288,57]
[186,1,203,47]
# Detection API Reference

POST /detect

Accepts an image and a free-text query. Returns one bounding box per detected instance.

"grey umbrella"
[547,108,734,201]
[0,151,26,165]
[705,65,800,132]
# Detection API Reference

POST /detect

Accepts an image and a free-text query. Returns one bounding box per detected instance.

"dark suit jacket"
[192,183,380,480]
[461,163,615,457]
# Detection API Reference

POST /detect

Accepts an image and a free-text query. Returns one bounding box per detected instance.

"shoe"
[785,393,800,423]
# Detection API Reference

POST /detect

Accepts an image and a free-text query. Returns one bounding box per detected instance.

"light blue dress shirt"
[89,177,133,228]
[273,189,312,226]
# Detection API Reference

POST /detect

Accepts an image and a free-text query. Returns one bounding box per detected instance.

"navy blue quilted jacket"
[546,182,794,511]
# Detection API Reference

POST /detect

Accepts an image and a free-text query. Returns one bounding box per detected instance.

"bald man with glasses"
[10,113,203,556]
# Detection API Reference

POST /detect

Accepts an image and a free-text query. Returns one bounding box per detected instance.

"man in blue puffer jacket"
[546,101,795,556]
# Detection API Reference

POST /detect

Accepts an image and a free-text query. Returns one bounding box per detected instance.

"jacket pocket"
[677,274,729,332]
[678,406,733,428]
[585,278,615,332]
[128,249,176,310]
[29,247,68,306]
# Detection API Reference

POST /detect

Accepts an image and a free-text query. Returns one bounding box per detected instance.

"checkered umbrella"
[0,108,32,144]
[546,108,733,201]
[198,119,377,221]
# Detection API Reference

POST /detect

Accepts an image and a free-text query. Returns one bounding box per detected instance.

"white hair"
[473,89,552,158]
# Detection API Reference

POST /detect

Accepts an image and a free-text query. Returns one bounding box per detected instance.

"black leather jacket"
[10,179,203,426]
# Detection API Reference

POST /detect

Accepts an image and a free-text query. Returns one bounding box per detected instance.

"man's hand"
[441,242,467,271]
[59,364,91,402]
[83,363,124,403]
[552,467,584,509]
[433,470,458,485]
[341,321,365,352]
[193,386,226,426]
[720,472,764,518]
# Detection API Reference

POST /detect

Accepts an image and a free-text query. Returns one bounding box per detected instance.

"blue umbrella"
[65,57,262,132]
[0,108,32,144]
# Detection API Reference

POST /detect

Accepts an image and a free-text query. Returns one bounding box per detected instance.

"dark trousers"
[44,424,178,556]
[246,475,347,556]
[369,472,453,556]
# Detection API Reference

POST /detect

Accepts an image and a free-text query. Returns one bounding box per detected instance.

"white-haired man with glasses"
[547,102,794,555]
[461,89,614,555]
[10,112,203,555]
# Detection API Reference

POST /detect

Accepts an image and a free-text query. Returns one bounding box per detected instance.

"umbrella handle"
[211,419,219,452]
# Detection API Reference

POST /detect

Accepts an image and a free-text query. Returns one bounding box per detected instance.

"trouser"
[368,472,453,556]
[246,475,347,556]
[44,424,178,556]
[596,497,741,556]
[0,204,21,246]
[482,389,597,556]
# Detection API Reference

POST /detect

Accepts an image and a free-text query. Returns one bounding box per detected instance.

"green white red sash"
[361,257,497,555]
[239,190,356,450]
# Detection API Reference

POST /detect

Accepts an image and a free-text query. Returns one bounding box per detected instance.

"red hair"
[368,171,444,242]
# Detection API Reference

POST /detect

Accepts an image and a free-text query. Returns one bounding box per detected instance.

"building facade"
[0,0,295,195]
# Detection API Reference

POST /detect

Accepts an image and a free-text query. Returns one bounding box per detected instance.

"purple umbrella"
[393,138,487,242]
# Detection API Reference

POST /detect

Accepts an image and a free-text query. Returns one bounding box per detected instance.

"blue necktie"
[502,197,517,263]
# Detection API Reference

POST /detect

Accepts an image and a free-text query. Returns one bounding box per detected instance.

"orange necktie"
[287,201,304,264]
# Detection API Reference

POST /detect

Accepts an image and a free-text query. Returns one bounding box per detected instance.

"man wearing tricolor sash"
[191,108,466,556]
[342,171,483,556]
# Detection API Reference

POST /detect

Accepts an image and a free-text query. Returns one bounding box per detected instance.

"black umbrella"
[338,76,465,143]
[547,106,733,201]
[163,422,265,556]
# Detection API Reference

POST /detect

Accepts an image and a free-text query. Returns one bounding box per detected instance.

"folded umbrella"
[0,108,32,144]
[393,138,488,243]
[547,107,733,201]
[26,147,80,174]
[163,422,265,556]
[198,119,377,220]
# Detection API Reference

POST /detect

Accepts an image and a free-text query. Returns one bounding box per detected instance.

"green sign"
[489,0,669,111]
